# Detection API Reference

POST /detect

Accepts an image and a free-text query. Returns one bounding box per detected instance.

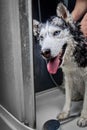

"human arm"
[72,0,87,21]
[80,13,87,38]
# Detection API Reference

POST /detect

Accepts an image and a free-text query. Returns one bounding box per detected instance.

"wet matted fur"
[33,3,87,127]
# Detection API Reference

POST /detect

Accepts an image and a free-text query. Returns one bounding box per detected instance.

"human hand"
[80,13,87,38]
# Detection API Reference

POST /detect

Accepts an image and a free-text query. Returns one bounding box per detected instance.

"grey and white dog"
[33,3,87,127]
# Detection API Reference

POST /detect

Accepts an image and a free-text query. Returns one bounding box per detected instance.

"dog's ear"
[56,3,73,24]
[33,19,41,36]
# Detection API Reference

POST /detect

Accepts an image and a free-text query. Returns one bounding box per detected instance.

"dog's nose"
[41,49,51,59]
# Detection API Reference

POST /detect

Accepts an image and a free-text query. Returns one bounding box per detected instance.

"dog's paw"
[57,112,69,120]
[77,117,87,127]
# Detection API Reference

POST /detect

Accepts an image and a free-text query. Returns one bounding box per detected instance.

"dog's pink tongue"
[47,57,60,74]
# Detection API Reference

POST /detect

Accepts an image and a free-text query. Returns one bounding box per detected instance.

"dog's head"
[33,3,75,74]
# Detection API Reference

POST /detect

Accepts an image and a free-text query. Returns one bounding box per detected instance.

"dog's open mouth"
[47,43,67,74]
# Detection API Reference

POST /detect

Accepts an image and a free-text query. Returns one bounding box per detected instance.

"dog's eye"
[39,35,44,41]
[53,30,60,36]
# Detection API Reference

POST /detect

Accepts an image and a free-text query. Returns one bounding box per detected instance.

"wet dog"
[33,3,87,127]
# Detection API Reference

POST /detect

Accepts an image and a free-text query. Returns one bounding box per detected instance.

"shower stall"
[0,0,86,130]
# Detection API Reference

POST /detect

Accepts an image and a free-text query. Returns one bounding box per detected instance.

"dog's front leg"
[57,74,72,120]
[77,81,87,127]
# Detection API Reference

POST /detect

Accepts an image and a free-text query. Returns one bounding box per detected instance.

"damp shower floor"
[36,88,87,130]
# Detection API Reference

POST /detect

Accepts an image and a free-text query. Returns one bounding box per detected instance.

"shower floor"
[36,87,86,130]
